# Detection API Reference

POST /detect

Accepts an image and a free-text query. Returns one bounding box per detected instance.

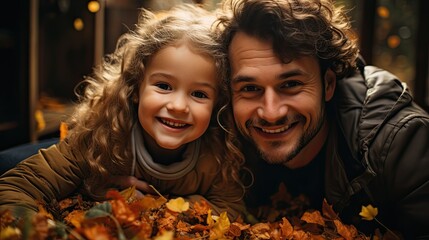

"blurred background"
[0,0,428,150]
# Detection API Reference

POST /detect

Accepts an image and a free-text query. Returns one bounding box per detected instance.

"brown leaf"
[270,182,292,205]
[322,198,339,220]
[228,223,242,237]
[58,198,74,210]
[31,213,50,240]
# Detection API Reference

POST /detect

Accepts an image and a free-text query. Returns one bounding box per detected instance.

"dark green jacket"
[326,64,429,238]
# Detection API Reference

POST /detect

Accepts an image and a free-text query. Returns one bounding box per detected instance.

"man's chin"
[256,145,293,165]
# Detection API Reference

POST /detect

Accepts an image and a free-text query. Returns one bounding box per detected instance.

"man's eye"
[241,85,260,92]
[192,91,208,99]
[155,83,171,90]
[282,81,301,88]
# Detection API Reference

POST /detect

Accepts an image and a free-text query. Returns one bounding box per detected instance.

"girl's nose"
[166,92,190,113]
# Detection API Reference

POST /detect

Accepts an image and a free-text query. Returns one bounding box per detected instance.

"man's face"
[228,32,335,168]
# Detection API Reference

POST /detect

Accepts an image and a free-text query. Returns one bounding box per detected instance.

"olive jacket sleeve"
[0,140,89,217]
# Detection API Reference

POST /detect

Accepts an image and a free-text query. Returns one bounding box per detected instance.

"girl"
[0,4,245,221]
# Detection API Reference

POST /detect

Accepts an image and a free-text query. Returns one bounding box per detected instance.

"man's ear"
[324,68,336,101]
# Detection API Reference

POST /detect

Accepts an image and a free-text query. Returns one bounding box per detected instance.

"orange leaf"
[301,210,325,226]
[193,199,211,215]
[279,217,293,238]
[158,210,177,231]
[292,230,312,239]
[334,219,357,240]
[249,222,271,239]
[59,121,68,140]
[110,197,136,224]
[176,220,191,233]
[131,194,167,211]
[64,209,85,228]
[82,224,112,240]
[36,202,54,220]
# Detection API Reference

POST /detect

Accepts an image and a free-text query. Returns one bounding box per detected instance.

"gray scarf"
[131,124,200,180]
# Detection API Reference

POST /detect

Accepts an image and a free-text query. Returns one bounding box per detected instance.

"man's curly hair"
[216,0,360,79]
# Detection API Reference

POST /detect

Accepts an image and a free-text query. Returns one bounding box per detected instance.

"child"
[0,4,245,221]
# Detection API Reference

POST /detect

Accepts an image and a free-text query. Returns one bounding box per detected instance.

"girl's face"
[138,43,218,150]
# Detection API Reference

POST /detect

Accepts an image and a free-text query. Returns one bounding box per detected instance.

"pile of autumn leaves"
[0,186,370,240]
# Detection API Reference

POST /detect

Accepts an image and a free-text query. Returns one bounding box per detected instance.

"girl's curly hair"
[65,4,244,196]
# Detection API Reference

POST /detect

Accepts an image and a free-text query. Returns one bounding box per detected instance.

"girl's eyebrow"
[150,72,217,91]
[193,81,218,92]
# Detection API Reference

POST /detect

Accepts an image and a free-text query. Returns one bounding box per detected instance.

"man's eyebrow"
[231,75,254,84]
[278,69,304,79]
[232,69,304,83]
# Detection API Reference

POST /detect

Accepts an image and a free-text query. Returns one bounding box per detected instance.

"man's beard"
[239,108,326,165]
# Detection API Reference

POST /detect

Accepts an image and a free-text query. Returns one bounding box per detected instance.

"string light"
[87,0,100,13]
[73,18,84,31]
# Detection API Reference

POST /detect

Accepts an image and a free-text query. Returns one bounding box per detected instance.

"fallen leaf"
[166,197,189,213]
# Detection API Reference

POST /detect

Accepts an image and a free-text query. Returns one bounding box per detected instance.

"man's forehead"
[229,32,281,69]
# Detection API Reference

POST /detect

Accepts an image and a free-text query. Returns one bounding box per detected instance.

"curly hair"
[216,0,360,79]
[65,4,244,195]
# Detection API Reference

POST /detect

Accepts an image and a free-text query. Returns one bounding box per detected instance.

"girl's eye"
[192,91,208,99]
[155,83,171,90]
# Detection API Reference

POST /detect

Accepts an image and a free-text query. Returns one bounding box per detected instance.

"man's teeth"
[161,119,186,127]
[261,125,290,133]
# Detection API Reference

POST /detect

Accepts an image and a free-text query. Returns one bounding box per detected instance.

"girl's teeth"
[162,119,186,127]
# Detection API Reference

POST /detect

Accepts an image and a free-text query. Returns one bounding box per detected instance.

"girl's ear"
[324,68,336,102]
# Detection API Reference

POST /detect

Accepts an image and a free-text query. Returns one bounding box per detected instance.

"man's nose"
[257,88,287,122]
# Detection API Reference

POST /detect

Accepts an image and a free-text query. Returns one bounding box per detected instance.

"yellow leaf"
[207,209,214,226]
[0,226,21,239]
[209,212,230,240]
[165,197,189,213]
[359,204,378,221]
[154,231,174,240]
[120,186,136,200]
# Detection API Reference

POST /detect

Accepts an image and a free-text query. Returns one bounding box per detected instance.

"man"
[216,0,429,238]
